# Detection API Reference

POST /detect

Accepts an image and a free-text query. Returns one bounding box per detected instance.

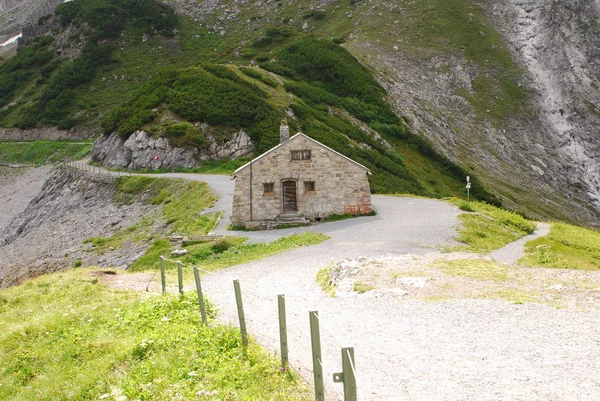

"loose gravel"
[197,197,600,401]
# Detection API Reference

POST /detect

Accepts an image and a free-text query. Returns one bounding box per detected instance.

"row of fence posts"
[63,160,132,177]
[159,256,357,401]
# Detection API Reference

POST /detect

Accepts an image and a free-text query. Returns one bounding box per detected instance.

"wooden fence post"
[309,311,324,401]
[233,280,248,347]
[278,295,288,371]
[160,257,166,295]
[193,267,208,325]
[177,261,183,295]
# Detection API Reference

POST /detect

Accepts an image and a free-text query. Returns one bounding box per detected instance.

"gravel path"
[67,162,600,400]
[490,222,552,265]
[197,221,600,400]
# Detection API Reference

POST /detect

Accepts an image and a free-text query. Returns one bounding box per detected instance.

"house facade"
[230,121,372,228]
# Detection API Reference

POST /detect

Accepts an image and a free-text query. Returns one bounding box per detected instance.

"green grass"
[434,259,509,281]
[0,141,93,164]
[321,210,376,222]
[114,176,217,236]
[316,266,336,297]
[0,269,310,400]
[520,223,600,270]
[448,198,535,253]
[85,176,218,255]
[485,289,538,305]
[353,281,374,293]
[151,232,328,274]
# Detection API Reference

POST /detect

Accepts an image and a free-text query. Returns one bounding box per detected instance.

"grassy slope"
[0,0,495,201]
[520,223,600,270]
[0,269,310,400]
[0,140,93,164]
[447,198,536,253]
[0,174,328,399]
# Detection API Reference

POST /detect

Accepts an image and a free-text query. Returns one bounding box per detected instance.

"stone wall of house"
[231,135,371,225]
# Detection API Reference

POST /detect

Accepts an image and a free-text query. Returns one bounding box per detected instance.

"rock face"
[0,0,63,42]
[355,0,600,227]
[0,167,162,288]
[91,130,254,170]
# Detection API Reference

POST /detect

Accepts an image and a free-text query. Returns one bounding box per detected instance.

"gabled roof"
[232,132,371,176]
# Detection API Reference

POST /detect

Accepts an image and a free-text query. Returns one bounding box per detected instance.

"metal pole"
[177,261,183,295]
[309,311,325,401]
[341,347,357,401]
[160,258,166,295]
[193,267,208,325]
[233,280,248,347]
[278,295,288,371]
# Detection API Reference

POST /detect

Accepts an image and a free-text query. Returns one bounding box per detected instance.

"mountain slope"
[1,0,599,226]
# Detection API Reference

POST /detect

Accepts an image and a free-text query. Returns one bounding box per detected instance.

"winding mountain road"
[67,161,600,400]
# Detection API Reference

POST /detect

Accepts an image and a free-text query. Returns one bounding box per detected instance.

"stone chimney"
[280,118,289,143]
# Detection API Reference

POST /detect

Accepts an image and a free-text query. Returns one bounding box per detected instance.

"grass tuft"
[434,259,509,281]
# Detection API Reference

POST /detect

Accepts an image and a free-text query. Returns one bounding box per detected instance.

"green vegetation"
[0,1,499,202]
[353,281,374,293]
[448,199,535,253]
[434,259,509,281]
[520,223,600,270]
[0,269,309,400]
[259,37,495,200]
[485,289,538,305]
[134,232,328,273]
[0,0,177,129]
[114,176,217,236]
[103,66,281,152]
[392,0,530,122]
[85,177,217,256]
[322,211,376,222]
[0,141,92,164]
[316,266,336,297]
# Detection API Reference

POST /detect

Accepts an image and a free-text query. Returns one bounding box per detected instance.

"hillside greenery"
[520,223,600,270]
[0,0,499,201]
[448,198,536,253]
[0,140,92,164]
[0,269,310,400]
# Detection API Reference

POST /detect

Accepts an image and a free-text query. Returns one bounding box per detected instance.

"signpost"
[466,176,471,203]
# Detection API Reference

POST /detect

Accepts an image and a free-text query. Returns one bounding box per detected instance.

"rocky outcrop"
[353,0,600,227]
[92,130,254,170]
[0,167,160,288]
[0,0,63,42]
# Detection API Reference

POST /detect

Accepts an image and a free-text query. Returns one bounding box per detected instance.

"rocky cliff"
[353,0,600,225]
[92,130,254,170]
[0,167,161,288]
[0,0,63,42]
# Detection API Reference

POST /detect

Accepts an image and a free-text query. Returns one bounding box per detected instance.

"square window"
[263,183,274,193]
[304,181,315,192]
[291,150,311,160]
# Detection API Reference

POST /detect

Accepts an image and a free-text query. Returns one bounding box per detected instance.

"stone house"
[230,121,372,228]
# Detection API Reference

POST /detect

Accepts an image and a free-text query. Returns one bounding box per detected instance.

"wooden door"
[282,181,297,213]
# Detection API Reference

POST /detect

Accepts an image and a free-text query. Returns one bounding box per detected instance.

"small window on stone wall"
[304,181,315,192]
[291,150,311,160]
[263,183,274,194]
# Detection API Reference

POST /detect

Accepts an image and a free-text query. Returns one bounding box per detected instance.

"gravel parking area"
[198,196,600,401]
